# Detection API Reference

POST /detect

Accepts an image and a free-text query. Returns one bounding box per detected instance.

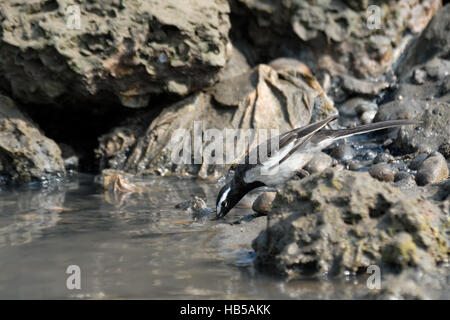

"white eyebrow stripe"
[217,187,230,212]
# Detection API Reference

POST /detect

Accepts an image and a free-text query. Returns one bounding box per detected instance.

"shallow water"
[1,173,444,299]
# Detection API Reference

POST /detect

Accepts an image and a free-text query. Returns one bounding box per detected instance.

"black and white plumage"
[215,115,420,218]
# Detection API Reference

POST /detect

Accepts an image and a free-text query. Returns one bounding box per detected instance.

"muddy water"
[0,174,375,299]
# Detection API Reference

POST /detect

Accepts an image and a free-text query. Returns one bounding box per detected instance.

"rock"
[340,75,389,96]
[59,143,79,171]
[339,98,371,117]
[330,144,355,162]
[96,64,336,178]
[434,179,450,201]
[394,171,412,183]
[376,5,450,154]
[413,69,428,84]
[409,153,429,170]
[252,191,276,214]
[219,45,251,81]
[304,152,334,174]
[369,163,395,182]
[416,152,449,186]
[382,233,420,269]
[233,0,441,78]
[175,195,213,220]
[355,102,378,115]
[397,5,450,76]
[361,110,377,124]
[438,142,450,159]
[0,94,65,184]
[0,0,231,108]
[362,149,377,161]
[393,173,417,190]
[252,169,448,279]
[269,58,312,75]
[365,269,449,300]
[373,152,393,164]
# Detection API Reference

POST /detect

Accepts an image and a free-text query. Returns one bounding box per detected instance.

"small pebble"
[252,191,276,214]
[361,110,377,124]
[355,102,378,115]
[331,144,355,162]
[369,163,395,182]
[409,153,428,170]
[412,69,427,84]
[383,138,393,147]
[438,142,450,159]
[347,160,362,171]
[394,171,411,182]
[304,152,333,173]
[416,152,449,186]
[363,149,378,161]
[373,152,394,164]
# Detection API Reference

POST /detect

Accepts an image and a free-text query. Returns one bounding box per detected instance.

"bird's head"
[215,179,263,218]
[215,181,237,218]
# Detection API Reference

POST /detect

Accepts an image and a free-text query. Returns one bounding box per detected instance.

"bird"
[215,115,420,218]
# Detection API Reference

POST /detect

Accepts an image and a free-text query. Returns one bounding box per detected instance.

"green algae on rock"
[252,169,449,279]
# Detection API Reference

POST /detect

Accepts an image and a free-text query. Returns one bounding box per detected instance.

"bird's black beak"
[215,206,231,219]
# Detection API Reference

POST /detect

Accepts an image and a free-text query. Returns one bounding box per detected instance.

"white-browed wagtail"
[215,115,420,218]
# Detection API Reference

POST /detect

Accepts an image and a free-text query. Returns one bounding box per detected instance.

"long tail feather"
[329,119,421,140]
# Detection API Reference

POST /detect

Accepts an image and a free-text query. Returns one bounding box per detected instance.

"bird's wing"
[306,119,421,151]
[233,115,337,180]
[243,114,338,165]
[275,115,338,166]
[277,114,338,151]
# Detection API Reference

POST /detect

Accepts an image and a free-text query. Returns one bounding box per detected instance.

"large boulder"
[0,0,231,108]
[252,169,448,279]
[96,63,336,179]
[0,94,65,184]
[231,0,441,78]
[376,4,450,154]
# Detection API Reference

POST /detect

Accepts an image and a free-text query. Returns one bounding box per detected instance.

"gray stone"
[252,169,448,279]
[409,153,429,170]
[376,5,450,154]
[235,0,441,78]
[96,64,336,178]
[394,174,417,190]
[0,94,65,184]
[330,144,355,162]
[361,110,377,124]
[413,69,428,84]
[438,142,450,159]
[252,191,276,214]
[373,152,394,164]
[369,163,395,182]
[416,152,449,186]
[304,152,333,174]
[0,0,231,108]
